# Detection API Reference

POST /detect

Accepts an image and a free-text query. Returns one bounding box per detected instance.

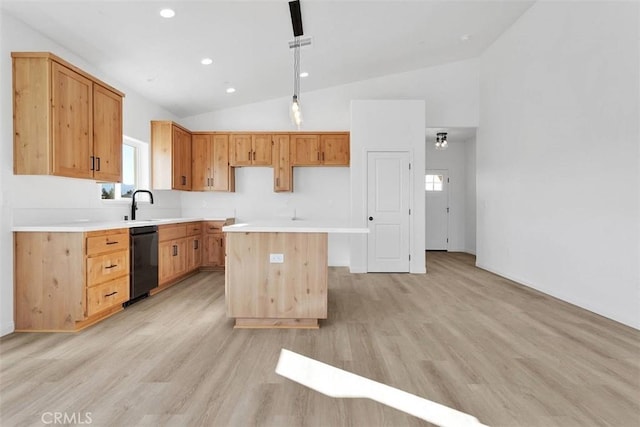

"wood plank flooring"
[1,252,638,426]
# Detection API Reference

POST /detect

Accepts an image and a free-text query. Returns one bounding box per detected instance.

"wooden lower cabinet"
[14,220,232,332]
[203,233,225,268]
[202,221,227,269]
[156,222,202,292]
[87,276,129,317]
[14,228,130,332]
[158,237,188,287]
[187,235,202,271]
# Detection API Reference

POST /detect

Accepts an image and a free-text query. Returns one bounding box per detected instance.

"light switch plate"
[270,253,284,263]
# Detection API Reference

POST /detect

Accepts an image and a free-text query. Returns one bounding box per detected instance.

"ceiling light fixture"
[300,72,309,78]
[201,58,213,65]
[435,132,448,150]
[289,0,304,129]
[226,87,236,94]
[159,8,175,18]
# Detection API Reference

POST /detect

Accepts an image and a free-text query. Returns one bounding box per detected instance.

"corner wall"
[350,100,426,273]
[477,1,640,328]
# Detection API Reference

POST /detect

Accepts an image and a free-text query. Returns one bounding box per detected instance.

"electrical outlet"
[270,253,284,263]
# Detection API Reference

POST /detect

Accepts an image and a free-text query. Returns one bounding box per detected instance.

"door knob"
[368,216,373,221]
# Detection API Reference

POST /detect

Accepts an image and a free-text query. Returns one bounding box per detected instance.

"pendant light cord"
[293,36,300,99]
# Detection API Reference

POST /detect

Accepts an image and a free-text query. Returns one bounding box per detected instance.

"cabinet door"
[204,233,225,267]
[229,134,253,166]
[51,62,94,179]
[252,135,273,166]
[172,126,192,190]
[187,236,202,271]
[173,238,188,277]
[273,134,292,192]
[212,234,225,267]
[93,85,123,182]
[320,134,350,166]
[159,240,175,284]
[191,134,212,191]
[212,134,232,191]
[290,135,320,166]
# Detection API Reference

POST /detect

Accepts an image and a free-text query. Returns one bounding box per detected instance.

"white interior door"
[425,170,449,250]
[367,151,411,272]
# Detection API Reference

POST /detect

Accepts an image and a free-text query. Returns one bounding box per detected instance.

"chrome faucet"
[131,190,154,220]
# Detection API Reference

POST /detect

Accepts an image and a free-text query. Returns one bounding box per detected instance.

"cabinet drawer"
[86,231,128,256]
[87,250,129,287]
[186,222,202,236]
[159,224,187,242]
[87,276,129,317]
[205,221,226,233]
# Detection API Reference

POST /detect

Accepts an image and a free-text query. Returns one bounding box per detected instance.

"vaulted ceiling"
[2,0,534,118]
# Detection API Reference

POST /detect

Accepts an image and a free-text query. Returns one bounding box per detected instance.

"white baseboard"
[476,261,640,330]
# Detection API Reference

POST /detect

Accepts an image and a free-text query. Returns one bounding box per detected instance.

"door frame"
[425,169,449,251]
[364,149,414,273]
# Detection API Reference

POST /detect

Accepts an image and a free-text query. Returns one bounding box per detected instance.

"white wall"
[350,100,426,274]
[181,60,479,267]
[0,12,179,336]
[181,58,479,132]
[425,140,468,252]
[477,1,640,328]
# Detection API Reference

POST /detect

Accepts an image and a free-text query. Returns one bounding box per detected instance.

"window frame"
[425,174,445,192]
[100,135,150,204]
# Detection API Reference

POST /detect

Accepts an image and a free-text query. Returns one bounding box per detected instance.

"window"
[101,136,150,200]
[425,174,444,192]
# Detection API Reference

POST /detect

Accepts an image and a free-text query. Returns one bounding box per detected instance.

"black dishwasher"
[126,225,159,306]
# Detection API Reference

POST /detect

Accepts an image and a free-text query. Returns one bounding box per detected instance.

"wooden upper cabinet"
[320,134,350,165]
[93,84,123,182]
[13,52,124,181]
[229,134,253,166]
[212,134,234,191]
[51,62,94,179]
[290,133,349,166]
[290,134,320,166]
[230,134,272,166]
[273,134,292,192]
[191,133,234,192]
[191,134,211,191]
[173,126,192,190]
[151,121,192,191]
[252,135,273,165]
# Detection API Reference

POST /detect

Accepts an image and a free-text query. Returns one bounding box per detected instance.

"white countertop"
[222,220,369,234]
[12,217,230,232]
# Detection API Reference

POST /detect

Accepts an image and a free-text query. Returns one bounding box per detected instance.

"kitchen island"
[222,220,368,329]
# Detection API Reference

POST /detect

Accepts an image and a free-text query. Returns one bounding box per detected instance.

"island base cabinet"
[225,232,327,328]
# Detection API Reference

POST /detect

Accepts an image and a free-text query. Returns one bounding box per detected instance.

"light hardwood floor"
[1,252,638,426]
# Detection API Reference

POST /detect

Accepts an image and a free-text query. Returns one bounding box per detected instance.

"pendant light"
[289,1,303,129]
[290,37,302,128]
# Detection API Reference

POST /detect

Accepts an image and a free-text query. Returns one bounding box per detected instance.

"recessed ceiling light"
[160,8,175,18]
[201,58,213,65]
[226,87,236,94]
[299,72,309,78]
